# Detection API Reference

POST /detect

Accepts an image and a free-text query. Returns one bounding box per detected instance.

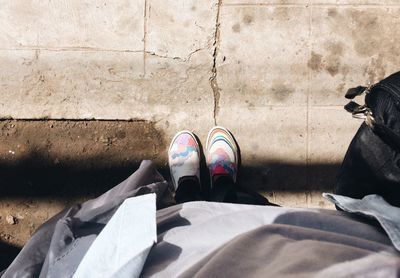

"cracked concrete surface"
[210,0,223,125]
[1,0,400,254]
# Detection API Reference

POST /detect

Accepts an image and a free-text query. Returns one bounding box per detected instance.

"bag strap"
[345,86,368,99]
[344,85,375,127]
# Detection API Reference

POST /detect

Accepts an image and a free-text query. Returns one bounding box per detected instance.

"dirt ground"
[0,119,167,268]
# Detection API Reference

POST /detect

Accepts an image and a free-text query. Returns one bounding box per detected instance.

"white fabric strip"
[73,194,157,278]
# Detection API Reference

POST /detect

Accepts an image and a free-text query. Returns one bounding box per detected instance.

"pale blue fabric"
[324,193,400,251]
[73,194,157,278]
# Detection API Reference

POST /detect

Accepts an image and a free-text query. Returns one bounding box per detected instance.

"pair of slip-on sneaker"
[168,126,238,190]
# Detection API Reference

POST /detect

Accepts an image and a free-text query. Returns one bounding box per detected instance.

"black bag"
[335,71,400,207]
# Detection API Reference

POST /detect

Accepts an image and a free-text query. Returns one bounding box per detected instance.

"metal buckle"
[363,84,374,95]
[365,111,375,127]
[352,105,368,118]
[351,106,375,127]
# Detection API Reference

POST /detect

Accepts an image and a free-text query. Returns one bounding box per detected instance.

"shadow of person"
[0,240,21,271]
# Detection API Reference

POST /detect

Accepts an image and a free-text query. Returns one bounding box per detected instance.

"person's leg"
[210,175,237,203]
[174,176,202,203]
[210,174,274,205]
[168,131,203,204]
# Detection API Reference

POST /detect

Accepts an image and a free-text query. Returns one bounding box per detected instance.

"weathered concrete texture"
[310,6,400,106]
[309,108,360,165]
[0,48,215,144]
[308,107,361,187]
[0,0,218,146]
[0,0,144,50]
[272,191,334,209]
[144,51,215,141]
[0,50,143,118]
[146,0,216,58]
[213,2,400,208]
[224,0,310,4]
[225,0,400,4]
[313,0,400,4]
[219,106,307,188]
[217,6,309,107]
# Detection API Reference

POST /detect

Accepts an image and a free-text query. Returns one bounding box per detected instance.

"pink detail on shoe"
[213,164,228,175]
[208,148,236,177]
[175,134,196,147]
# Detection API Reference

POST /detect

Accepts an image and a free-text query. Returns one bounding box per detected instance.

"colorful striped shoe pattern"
[168,131,201,190]
[206,127,238,184]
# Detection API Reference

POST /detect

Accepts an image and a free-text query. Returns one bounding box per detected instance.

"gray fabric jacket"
[2,160,400,277]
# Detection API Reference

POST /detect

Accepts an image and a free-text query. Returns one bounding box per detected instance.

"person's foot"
[206,126,238,187]
[168,131,201,190]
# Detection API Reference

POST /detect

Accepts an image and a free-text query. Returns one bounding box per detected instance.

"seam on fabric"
[55,237,80,263]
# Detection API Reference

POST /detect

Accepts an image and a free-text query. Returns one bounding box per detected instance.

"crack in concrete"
[210,0,222,126]
[0,118,151,122]
[1,46,144,53]
[143,0,150,77]
[4,46,202,63]
[144,48,204,63]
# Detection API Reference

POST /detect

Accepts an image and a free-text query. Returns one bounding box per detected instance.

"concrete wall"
[1,0,400,205]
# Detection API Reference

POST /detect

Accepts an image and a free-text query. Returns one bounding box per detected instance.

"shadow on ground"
[0,119,342,198]
[0,240,20,270]
[0,157,341,269]
[0,156,341,198]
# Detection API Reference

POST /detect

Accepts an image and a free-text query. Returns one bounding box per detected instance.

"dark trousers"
[175,176,275,206]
